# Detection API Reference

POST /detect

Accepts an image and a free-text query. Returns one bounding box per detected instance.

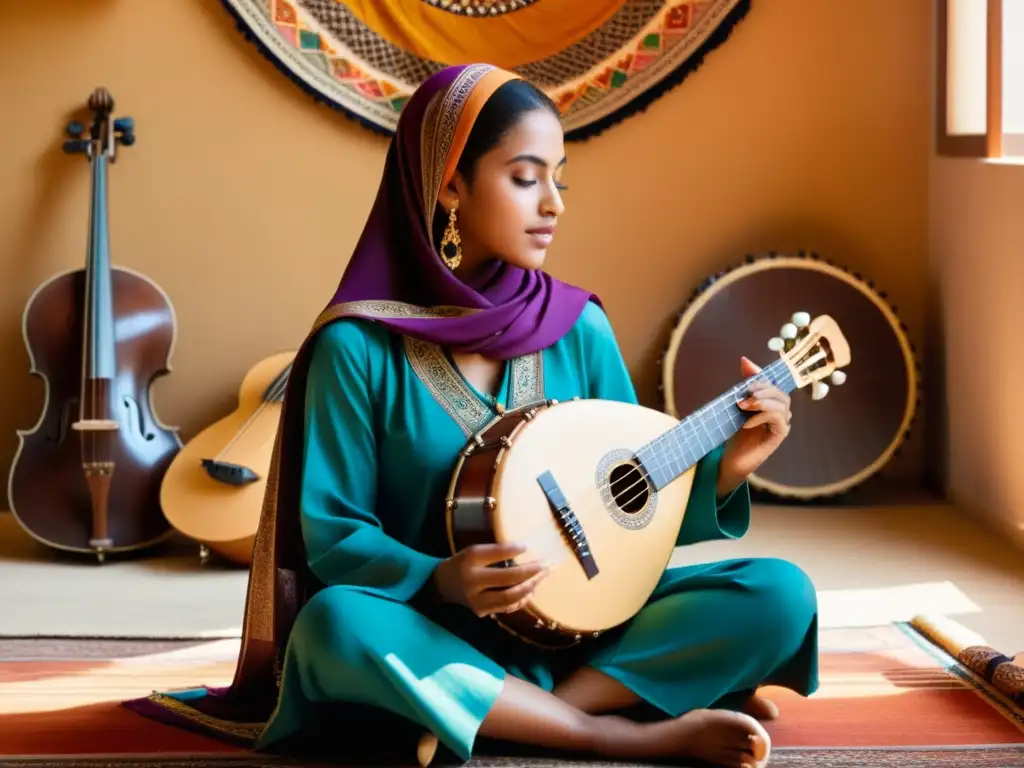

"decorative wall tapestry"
[218,0,752,139]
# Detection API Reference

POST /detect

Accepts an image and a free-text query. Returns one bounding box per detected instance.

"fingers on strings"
[738,383,792,431]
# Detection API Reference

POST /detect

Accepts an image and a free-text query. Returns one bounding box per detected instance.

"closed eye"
[513,177,569,191]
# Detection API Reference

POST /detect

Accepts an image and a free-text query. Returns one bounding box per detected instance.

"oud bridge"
[202,459,261,486]
[536,470,599,579]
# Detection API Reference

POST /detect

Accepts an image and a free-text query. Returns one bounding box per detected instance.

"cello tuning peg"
[767,336,785,352]
[791,311,810,328]
[780,323,797,340]
[115,116,136,146]
[812,381,829,400]
[62,139,89,155]
[66,121,85,137]
[830,370,847,385]
[114,116,135,146]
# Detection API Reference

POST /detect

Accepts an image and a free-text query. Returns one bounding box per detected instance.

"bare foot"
[634,709,772,768]
[742,692,780,721]
[417,732,438,767]
[422,709,771,767]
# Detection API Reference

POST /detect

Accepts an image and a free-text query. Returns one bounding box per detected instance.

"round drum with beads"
[661,252,920,499]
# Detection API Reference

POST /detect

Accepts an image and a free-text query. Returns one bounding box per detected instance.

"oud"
[446,313,850,649]
[8,88,182,562]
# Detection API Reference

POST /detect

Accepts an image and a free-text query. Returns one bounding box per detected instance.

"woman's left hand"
[717,356,792,496]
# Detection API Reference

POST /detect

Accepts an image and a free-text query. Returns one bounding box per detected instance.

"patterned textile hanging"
[219,0,753,139]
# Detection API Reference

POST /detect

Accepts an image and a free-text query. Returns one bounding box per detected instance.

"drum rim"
[659,252,921,499]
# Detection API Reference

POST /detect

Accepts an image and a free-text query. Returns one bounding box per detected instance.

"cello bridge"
[72,419,120,432]
[83,461,115,476]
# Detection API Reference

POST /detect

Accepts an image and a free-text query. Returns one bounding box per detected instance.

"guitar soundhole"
[596,449,657,530]
[608,463,649,514]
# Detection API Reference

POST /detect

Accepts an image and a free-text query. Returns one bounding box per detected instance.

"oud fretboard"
[638,357,796,490]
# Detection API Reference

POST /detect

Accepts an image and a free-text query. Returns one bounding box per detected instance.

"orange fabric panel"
[336,0,627,68]
[440,68,520,194]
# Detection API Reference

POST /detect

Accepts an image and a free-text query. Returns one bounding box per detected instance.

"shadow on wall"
[3,107,101,454]
[193,0,383,142]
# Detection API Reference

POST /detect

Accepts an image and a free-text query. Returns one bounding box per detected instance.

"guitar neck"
[637,357,796,490]
[261,362,293,403]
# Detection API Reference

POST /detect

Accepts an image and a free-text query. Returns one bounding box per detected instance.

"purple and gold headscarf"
[315,62,597,359]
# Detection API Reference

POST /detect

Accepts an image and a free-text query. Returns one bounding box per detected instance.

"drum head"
[661,253,919,499]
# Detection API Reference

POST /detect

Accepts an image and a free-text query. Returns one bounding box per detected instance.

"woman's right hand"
[432,542,548,617]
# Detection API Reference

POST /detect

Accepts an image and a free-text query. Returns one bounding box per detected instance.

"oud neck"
[84,148,115,381]
[638,358,796,490]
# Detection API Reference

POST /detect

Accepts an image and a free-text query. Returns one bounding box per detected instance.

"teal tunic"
[256,302,819,761]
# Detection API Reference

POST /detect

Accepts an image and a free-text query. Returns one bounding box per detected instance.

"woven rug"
[5,752,1024,768]
[217,0,752,139]
[1,621,1022,766]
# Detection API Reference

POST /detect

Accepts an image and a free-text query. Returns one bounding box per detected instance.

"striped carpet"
[0,622,1022,766]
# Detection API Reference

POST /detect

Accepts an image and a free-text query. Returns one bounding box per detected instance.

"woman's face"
[440,108,567,273]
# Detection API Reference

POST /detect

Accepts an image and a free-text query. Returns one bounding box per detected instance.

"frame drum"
[660,252,920,499]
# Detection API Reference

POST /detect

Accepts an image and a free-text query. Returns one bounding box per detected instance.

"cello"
[7,87,182,562]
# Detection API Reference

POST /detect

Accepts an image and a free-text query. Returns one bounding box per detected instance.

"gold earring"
[440,203,462,270]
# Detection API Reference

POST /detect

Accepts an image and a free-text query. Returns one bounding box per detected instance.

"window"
[937,0,1024,158]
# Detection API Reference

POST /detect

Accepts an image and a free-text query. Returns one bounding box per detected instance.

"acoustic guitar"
[159,351,295,565]
[445,312,850,649]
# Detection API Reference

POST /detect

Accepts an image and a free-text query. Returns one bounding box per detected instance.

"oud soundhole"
[608,463,648,514]
[596,449,657,530]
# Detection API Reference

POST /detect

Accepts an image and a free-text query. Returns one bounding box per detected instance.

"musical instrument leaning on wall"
[7,88,182,563]
[159,351,295,566]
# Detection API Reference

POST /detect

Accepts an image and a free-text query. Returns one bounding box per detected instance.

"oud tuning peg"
[66,121,85,137]
[791,311,811,328]
[780,322,798,340]
[812,381,830,400]
[767,336,785,352]
[830,370,847,385]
